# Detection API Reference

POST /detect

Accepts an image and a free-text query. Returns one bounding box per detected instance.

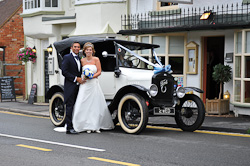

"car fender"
[46,85,64,99]
[108,84,149,111]
[184,87,204,93]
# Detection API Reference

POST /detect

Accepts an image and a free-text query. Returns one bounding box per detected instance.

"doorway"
[203,36,225,101]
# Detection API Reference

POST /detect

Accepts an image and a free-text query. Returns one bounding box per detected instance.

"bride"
[72,42,114,133]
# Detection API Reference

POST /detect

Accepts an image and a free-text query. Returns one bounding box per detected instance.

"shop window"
[235,56,241,78]
[236,32,242,54]
[169,57,183,74]
[234,30,250,104]
[169,36,184,54]
[245,81,250,103]
[246,31,250,53]
[234,80,241,102]
[245,56,250,78]
[157,56,165,66]
[152,36,166,54]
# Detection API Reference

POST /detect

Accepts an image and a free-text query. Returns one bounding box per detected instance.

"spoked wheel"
[118,93,148,134]
[49,92,66,127]
[175,94,205,132]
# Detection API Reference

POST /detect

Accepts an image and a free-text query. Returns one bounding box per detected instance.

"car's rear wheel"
[175,94,205,132]
[118,93,148,134]
[49,92,66,127]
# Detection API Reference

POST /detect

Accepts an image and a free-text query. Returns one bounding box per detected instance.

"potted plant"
[206,63,232,115]
[17,47,37,64]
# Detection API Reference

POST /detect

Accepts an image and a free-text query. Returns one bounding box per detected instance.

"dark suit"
[61,53,82,130]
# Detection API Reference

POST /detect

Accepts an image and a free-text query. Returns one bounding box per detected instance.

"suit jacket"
[61,53,82,104]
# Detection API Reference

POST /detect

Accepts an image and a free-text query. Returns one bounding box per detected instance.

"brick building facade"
[0,0,25,96]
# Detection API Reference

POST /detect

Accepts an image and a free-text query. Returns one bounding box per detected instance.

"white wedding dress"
[72,65,114,132]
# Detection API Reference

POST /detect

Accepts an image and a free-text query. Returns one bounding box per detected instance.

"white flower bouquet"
[83,68,94,79]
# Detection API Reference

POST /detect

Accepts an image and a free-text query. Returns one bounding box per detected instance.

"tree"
[212,64,232,99]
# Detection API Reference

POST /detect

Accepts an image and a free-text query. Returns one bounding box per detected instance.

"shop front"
[118,2,250,115]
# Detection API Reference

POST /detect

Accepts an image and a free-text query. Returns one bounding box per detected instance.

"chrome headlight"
[176,87,185,98]
[149,84,158,97]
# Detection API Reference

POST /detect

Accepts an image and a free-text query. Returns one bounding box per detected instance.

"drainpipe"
[1,46,6,75]
[126,0,130,16]
[126,0,130,41]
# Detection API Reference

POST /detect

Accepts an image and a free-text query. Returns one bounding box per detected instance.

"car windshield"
[118,48,154,70]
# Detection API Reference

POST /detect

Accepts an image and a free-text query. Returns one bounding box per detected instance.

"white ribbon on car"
[115,43,172,74]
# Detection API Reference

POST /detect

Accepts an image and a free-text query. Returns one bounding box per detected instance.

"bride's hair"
[83,42,96,56]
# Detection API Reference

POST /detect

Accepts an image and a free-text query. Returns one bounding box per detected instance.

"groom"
[62,42,84,134]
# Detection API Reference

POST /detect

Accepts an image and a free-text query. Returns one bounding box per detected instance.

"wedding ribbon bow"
[153,64,172,74]
[115,43,172,74]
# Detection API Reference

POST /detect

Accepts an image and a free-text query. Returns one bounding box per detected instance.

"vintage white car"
[46,37,205,134]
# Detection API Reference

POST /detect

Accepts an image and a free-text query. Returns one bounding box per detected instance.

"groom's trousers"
[65,86,79,131]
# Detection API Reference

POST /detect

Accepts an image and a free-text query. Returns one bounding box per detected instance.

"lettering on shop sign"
[0,77,16,102]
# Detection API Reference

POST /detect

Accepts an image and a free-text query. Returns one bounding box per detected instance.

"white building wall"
[129,0,155,14]
[74,2,126,36]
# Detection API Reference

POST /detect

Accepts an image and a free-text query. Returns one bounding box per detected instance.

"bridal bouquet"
[83,68,94,79]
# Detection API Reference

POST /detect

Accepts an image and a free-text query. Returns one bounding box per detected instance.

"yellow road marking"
[147,125,250,138]
[194,130,250,138]
[0,110,49,119]
[147,125,182,131]
[88,157,140,166]
[16,144,52,151]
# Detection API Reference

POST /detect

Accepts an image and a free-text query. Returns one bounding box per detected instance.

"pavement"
[0,96,250,134]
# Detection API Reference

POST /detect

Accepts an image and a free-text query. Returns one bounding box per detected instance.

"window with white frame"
[24,0,40,10]
[45,0,58,7]
[234,30,250,104]
[139,35,185,82]
[169,36,184,54]
[152,36,166,54]
[23,0,60,12]
[75,0,125,5]
[236,32,242,54]
[157,1,179,11]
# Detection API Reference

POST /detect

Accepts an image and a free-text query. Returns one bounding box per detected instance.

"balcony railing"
[120,3,250,34]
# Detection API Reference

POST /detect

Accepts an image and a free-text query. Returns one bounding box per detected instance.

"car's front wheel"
[175,94,205,132]
[118,93,148,134]
[49,92,66,127]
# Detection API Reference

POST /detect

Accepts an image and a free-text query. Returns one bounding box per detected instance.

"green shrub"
[212,64,232,99]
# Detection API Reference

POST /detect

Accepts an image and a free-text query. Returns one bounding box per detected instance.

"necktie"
[74,56,79,61]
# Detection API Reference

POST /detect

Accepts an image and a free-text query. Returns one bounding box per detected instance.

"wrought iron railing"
[121,3,250,31]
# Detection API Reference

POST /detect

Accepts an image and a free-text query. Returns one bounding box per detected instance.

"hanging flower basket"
[17,47,37,63]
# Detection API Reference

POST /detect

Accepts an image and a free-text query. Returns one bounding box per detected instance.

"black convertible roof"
[53,36,159,55]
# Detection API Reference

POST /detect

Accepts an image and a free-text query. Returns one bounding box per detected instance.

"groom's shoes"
[66,129,78,134]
